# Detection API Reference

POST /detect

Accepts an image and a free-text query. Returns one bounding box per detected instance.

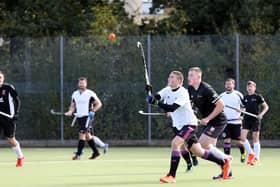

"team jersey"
[158,86,198,130]
[242,93,265,121]
[220,90,243,124]
[188,82,226,123]
[0,83,20,117]
[71,89,99,117]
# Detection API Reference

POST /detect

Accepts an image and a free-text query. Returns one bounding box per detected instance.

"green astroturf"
[0,147,279,187]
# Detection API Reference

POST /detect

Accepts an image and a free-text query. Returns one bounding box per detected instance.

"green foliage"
[0,0,138,37]
[149,0,280,35]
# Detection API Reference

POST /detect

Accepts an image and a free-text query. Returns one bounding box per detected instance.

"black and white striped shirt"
[0,83,20,118]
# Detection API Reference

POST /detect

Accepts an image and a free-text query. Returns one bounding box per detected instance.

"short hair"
[171,71,184,83]
[78,77,87,82]
[189,67,202,76]
[247,80,256,87]
[226,78,235,84]
[0,70,4,75]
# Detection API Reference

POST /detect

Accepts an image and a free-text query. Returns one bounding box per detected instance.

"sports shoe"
[103,144,109,154]
[247,153,255,165]
[160,174,176,183]
[89,152,100,160]
[72,155,81,160]
[186,163,193,172]
[16,157,24,167]
[240,153,246,163]
[213,171,232,180]
[222,157,232,179]
[192,156,199,166]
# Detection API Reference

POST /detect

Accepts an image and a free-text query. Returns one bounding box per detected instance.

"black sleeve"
[154,94,161,100]
[257,94,265,104]
[89,97,95,111]
[9,85,20,115]
[204,85,219,104]
[158,102,180,112]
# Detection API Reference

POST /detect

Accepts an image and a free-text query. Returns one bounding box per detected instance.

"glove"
[146,95,157,105]
[88,111,95,120]
[145,84,152,93]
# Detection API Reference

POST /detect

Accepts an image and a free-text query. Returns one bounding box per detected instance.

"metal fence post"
[235,33,240,90]
[147,34,152,144]
[60,36,64,144]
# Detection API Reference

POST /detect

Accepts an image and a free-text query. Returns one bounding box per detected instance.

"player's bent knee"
[79,133,86,140]
[7,137,17,147]
[171,137,183,149]
[86,133,93,140]
[187,138,198,150]
[224,138,231,143]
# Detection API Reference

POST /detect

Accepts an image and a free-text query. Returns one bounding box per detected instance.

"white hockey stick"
[138,110,166,116]
[85,116,91,128]
[225,105,257,118]
[71,115,77,127]
[50,109,65,115]
[50,109,79,127]
[0,111,13,118]
[137,41,151,95]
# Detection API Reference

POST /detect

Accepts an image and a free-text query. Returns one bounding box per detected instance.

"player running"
[0,70,24,167]
[146,71,232,183]
[65,77,102,160]
[241,81,269,165]
[220,78,246,162]
[187,67,232,179]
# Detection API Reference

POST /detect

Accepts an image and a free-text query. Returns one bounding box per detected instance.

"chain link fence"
[0,35,279,144]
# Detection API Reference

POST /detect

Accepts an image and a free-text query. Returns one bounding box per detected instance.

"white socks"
[12,142,24,158]
[209,146,228,160]
[242,139,254,154]
[254,142,261,160]
[93,136,106,147]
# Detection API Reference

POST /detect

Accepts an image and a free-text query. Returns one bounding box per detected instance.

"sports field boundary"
[0,139,279,147]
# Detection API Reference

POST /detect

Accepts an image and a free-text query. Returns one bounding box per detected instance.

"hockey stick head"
[50,109,56,115]
[138,110,144,115]
[50,109,64,115]
[137,41,142,48]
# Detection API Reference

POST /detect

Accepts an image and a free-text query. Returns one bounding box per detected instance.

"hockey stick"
[0,111,13,118]
[50,109,78,127]
[71,115,77,127]
[85,116,90,128]
[137,41,151,95]
[138,110,166,116]
[225,105,257,118]
[50,109,65,115]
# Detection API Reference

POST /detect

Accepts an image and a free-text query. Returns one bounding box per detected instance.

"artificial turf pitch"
[0,147,279,187]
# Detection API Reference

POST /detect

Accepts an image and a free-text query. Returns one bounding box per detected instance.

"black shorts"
[0,117,16,138]
[77,116,94,134]
[221,124,242,140]
[173,125,198,149]
[242,120,261,132]
[203,124,226,139]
